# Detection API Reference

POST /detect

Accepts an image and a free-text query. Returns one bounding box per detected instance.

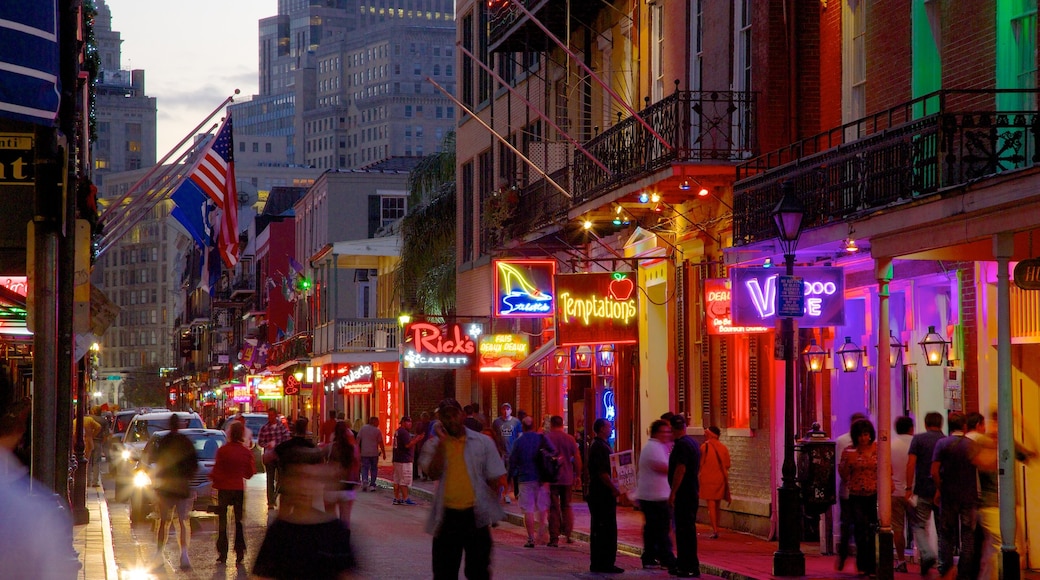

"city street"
[103,470,722,579]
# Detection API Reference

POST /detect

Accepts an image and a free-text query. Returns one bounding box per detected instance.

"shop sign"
[284,374,300,396]
[402,321,478,369]
[731,267,845,328]
[555,272,638,346]
[0,276,27,296]
[231,383,250,403]
[332,364,374,394]
[493,259,556,318]
[1014,258,1040,290]
[247,375,284,399]
[0,134,35,186]
[703,278,770,335]
[478,334,529,373]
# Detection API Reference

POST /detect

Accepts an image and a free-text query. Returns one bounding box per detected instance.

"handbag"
[537,435,561,484]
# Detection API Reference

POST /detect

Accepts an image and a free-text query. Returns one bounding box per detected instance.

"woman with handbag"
[698,425,731,539]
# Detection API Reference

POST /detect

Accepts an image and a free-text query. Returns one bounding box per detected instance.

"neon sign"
[332,364,374,394]
[493,260,556,318]
[555,272,638,346]
[730,267,845,328]
[703,278,770,335]
[478,334,529,373]
[247,375,285,399]
[402,321,478,369]
[231,383,250,403]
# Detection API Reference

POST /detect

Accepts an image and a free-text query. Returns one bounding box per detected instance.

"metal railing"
[515,166,571,235]
[732,89,1040,246]
[312,318,399,356]
[268,333,312,367]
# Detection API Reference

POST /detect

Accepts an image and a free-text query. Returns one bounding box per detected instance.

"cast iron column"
[876,259,894,580]
[995,233,1020,580]
[773,251,805,576]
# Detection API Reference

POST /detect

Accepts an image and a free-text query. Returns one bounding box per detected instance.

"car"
[127,428,226,523]
[221,413,276,472]
[114,412,203,497]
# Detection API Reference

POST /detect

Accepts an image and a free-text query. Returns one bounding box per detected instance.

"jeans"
[938,502,977,580]
[361,456,379,486]
[88,444,102,486]
[263,459,278,506]
[432,508,492,580]
[837,496,854,564]
[891,494,909,560]
[216,489,246,559]
[849,494,877,574]
[673,496,700,574]
[909,494,938,569]
[588,493,618,569]
[640,499,675,568]
[548,484,573,542]
[977,506,1000,580]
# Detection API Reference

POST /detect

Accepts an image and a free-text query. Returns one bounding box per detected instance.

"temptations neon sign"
[730,267,845,328]
[493,260,556,318]
[555,272,639,346]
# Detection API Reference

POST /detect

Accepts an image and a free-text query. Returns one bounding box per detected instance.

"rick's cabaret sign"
[402,320,480,369]
[555,272,638,346]
[730,267,845,328]
[493,259,556,317]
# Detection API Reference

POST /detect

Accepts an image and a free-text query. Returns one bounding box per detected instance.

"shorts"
[519,481,549,513]
[393,462,413,486]
[156,493,192,520]
[324,488,358,503]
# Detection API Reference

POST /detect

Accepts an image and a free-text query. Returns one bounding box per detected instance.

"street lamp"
[802,339,826,372]
[918,325,950,366]
[772,182,806,576]
[888,331,907,368]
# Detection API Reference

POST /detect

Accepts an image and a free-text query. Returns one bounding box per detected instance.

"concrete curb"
[378,478,754,580]
[95,485,119,580]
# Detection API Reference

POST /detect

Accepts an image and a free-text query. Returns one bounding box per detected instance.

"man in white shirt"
[890,415,914,573]
[636,419,676,570]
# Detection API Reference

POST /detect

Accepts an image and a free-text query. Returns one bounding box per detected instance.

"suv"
[114,412,203,498]
[127,428,226,522]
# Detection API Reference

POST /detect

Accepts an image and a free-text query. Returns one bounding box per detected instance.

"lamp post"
[772,182,806,576]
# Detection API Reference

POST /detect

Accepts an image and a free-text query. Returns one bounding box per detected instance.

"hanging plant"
[481,185,519,243]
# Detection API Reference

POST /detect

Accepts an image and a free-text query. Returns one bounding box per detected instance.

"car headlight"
[133,470,152,488]
[121,449,131,461]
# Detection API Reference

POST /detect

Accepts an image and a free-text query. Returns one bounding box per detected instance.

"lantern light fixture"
[597,344,615,374]
[836,337,866,373]
[887,331,908,368]
[802,339,826,373]
[918,325,950,366]
[574,345,593,369]
[553,348,569,372]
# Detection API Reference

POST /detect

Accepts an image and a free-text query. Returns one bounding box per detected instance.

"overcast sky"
[104,0,276,155]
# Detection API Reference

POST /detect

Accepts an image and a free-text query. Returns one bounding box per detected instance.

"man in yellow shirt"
[422,398,506,580]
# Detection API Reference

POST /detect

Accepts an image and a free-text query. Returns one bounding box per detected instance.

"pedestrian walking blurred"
[392,416,423,505]
[905,410,944,575]
[257,409,291,509]
[275,417,316,516]
[82,411,103,487]
[834,411,867,571]
[210,420,255,566]
[699,425,730,539]
[837,417,878,576]
[492,403,520,503]
[931,411,978,580]
[890,415,914,573]
[0,396,80,578]
[637,418,675,570]
[421,398,507,580]
[668,414,701,578]
[357,416,385,491]
[544,415,581,547]
[463,404,483,432]
[253,447,354,580]
[149,413,199,570]
[414,412,431,480]
[510,416,554,548]
[588,417,623,574]
[472,403,489,434]
[320,410,338,445]
[324,421,360,528]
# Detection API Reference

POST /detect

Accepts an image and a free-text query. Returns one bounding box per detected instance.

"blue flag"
[171,179,212,249]
[0,3,60,125]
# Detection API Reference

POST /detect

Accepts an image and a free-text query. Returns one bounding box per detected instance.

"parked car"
[114,412,203,498]
[219,413,276,472]
[127,428,226,523]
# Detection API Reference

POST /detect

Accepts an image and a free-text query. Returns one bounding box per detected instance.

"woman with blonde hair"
[698,425,731,538]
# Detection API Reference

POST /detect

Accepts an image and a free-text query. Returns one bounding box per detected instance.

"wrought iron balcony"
[572,88,757,206]
[312,318,400,356]
[268,332,312,368]
[488,0,603,53]
[732,89,1040,246]
[515,167,571,237]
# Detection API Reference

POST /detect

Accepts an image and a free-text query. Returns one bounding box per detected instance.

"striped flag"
[0,3,61,125]
[188,114,239,268]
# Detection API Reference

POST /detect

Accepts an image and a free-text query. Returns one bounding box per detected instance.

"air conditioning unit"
[374,330,393,349]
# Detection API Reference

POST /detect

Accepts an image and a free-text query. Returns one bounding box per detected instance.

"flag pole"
[98,89,239,222]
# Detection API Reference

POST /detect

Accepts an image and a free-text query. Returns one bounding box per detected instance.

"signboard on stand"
[610,450,636,497]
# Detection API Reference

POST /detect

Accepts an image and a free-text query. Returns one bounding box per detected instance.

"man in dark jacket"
[151,414,199,570]
[587,417,622,574]
[668,414,701,578]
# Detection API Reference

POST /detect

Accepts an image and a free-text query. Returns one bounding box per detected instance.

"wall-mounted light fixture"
[554,348,569,372]
[802,339,826,372]
[574,345,593,369]
[397,313,412,326]
[597,344,615,375]
[918,325,950,366]
[835,337,866,373]
[887,331,908,368]
[679,177,692,191]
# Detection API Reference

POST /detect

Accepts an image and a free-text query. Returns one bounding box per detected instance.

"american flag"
[189,115,239,268]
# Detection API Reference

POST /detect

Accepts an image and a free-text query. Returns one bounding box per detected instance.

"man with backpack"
[544,415,580,547]
[509,416,556,548]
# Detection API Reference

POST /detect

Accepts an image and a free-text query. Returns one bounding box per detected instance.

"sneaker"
[894,561,908,573]
[392,499,401,505]
[179,553,191,570]
[403,498,417,505]
[523,540,535,548]
[547,540,559,548]
[504,496,511,504]
[565,536,574,544]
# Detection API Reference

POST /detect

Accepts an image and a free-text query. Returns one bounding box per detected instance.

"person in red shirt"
[210,421,256,565]
[320,410,338,445]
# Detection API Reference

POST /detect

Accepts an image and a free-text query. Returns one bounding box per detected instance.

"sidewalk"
[378,465,1040,580]
[72,485,118,580]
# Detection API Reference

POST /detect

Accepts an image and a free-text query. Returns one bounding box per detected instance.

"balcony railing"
[732,89,1040,246]
[488,0,602,52]
[268,332,312,368]
[312,318,400,356]
[572,89,757,206]
[516,167,571,235]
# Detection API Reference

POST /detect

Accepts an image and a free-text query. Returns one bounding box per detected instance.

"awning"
[515,337,557,371]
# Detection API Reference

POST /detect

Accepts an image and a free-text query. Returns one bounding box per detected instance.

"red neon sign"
[402,322,478,369]
[704,278,770,335]
[555,272,639,346]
